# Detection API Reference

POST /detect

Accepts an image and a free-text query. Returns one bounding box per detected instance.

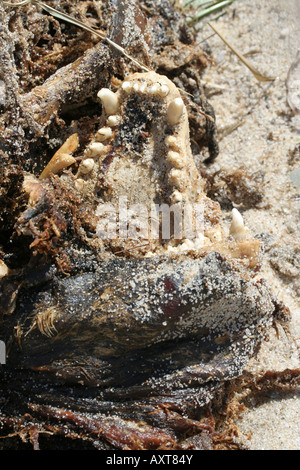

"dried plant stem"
[187,0,235,23]
[208,21,275,82]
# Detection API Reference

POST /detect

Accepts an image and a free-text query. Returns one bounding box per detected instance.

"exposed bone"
[74,71,260,267]
[167,98,184,125]
[20,43,110,136]
[97,88,119,115]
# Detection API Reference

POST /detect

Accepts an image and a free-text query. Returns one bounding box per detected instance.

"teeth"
[158,84,169,97]
[170,190,183,203]
[75,178,84,191]
[165,135,178,148]
[169,168,184,188]
[96,127,113,142]
[80,158,95,174]
[167,151,185,169]
[150,84,160,95]
[40,153,76,179]
[139,83,147,93]
[122,81,132,93]
[230,208,250,241]
[167,98,184,125]
[133,82,140,93]
[87,142,107,157]
[97,88,119,115]
[107,115,122,127]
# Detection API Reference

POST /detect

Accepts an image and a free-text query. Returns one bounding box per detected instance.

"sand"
[187,0,300,450]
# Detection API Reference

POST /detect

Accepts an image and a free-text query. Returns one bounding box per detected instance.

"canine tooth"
[122,81,132,93]
[80,158,95,174]
[230,208,250,241]
[40,153,76,179]
[97,88,119,115]
[167,98,184,125]
[107,115,121,126]
[87,142,106,157]
[167,151,185,169]
[158,84,169,97]
[96,127,113,141]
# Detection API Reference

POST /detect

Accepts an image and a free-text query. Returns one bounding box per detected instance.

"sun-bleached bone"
[86,142,107,157]
[74,71,259,266]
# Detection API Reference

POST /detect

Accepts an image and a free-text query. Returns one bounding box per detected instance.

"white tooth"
[75,178,84,191]
[167,98,184,125]
[165,135,178,148]
[167,151,185,168]
[97,88,119,115]
[150,84,160,95]
[122,81,132,93]
[107,115,122,126]
[169,168,183,187]
[87,142,106,157]
[133,82,140,92]
[230,208,250,241]
[170,190,183,203]
[80,158,95,174]
[158,84,169,97]
[139,83,147,93]
[96,127,113,141]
